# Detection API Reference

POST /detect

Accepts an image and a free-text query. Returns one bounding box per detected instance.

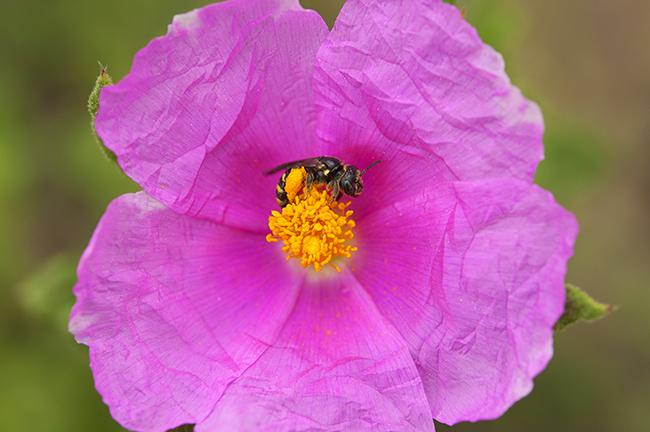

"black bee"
[265,156,381,208]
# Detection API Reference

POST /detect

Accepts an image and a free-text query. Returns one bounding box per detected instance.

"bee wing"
[264,158,321,175]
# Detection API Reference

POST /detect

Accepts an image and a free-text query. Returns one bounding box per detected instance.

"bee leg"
[328,181,341,204]
[305,170,315,192]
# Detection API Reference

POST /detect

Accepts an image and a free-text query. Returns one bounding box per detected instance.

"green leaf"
[167,425,194,432]
[555,283,613,331]
[88,63,117,162]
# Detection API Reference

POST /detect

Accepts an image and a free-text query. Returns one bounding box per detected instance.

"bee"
[265,156,381,208]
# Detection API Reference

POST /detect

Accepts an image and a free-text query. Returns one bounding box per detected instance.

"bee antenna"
[360,160,381,176]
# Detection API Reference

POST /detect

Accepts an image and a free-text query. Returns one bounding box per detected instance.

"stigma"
[266,168,357,272]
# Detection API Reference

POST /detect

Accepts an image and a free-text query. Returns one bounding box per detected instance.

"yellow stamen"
[266,171,357,272]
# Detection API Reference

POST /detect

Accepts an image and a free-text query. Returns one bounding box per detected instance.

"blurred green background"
[0,0,648,431]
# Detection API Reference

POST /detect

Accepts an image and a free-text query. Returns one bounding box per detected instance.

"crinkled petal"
[96,0,328,230]
[69,192,302,431]
[353,179,577,424]
[314,0,543,215]
[196,273,434,432]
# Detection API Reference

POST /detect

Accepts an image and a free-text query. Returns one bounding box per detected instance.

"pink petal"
[96,0,328,230]
[196,273,434,432]
[314,0,543,215]
[353,179,577,424]
[69,193,302,431]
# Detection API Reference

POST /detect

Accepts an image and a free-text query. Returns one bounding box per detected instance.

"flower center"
[266,168,357,272]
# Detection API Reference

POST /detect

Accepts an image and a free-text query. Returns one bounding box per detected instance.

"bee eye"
[339,179,352,195]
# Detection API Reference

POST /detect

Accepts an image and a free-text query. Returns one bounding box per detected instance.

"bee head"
[340,166,364,197]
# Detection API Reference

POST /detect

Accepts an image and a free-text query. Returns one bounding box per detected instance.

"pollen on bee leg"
[284,167,307,203]
[266,187,357,272]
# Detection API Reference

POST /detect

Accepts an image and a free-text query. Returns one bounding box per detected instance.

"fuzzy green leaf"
[555,283,613,331]
[167,425,194,432]
[88,64,117,162]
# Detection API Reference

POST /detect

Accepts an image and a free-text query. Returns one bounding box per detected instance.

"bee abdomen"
[275,170,290,208]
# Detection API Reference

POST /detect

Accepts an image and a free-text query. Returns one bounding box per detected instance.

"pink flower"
[70,0,578,431]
